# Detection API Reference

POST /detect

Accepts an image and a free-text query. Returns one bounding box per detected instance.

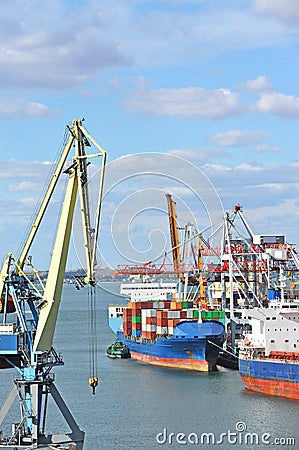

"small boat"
[106,339,131,359]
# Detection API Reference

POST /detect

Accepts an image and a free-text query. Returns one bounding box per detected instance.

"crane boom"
[165,193,181,273]
[33,165,78,351]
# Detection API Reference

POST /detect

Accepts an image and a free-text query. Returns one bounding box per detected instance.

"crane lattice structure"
[0,120,106,449]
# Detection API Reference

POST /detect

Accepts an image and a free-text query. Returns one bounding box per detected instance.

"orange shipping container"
[131,302,142,309]
[171,301,182,310]
[146,317,157,325]
[157,310,168,319]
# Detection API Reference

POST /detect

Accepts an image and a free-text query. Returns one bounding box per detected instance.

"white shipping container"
[148,309,157,317]
[187,309,194,319]
[144,324,156,332]
[156,326,168,335]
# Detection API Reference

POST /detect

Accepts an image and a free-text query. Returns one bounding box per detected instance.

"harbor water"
[0,283,298,449]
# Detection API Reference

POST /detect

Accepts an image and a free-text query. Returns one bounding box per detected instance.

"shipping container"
[156,325,168,335]
[132,315,142,323]
[132,329,141,337]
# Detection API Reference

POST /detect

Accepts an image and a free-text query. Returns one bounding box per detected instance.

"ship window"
[294,344,297,348]
[285,340,289,343]
[271,340,275,343]
[266,317,270,320]
[194,336,198,338]
[272,317,277,320]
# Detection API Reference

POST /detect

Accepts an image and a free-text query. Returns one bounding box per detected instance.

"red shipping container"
[123,325,132,334]
[157,318,168,327]
[180,310,187,319]
[142,331,156,340]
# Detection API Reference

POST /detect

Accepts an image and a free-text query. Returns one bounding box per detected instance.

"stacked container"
[201,309,225,325]
[122,299,213,339]
[123,308,132,335]
[131,304,141,337]
[141,309,157,339]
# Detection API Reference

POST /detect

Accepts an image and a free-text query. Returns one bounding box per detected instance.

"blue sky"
[1,0,299,270]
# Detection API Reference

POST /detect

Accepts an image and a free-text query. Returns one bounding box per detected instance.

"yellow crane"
[165,193,181,275]
[0,119,106,449]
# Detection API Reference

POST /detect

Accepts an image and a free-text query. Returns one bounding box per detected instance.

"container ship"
[239,298,299,400]
[108,296,225,372]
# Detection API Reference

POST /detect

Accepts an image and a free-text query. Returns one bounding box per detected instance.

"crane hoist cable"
[88,284,98,395]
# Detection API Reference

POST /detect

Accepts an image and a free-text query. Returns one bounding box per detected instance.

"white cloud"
[167,148,225,163]
[19,197,38,206]
[252,0,299,24]
[253,182,291,191]
[254,92,299,117]
[0,161,55,180]
[125,86,243,119]
[239,75,274,93]
[0,1,296,92]
[252,144,281,153]
[0,98,58,120]
[8,181,37,192]
[210,130,269,147]
[0,1,129,90]
[234,163,263,172]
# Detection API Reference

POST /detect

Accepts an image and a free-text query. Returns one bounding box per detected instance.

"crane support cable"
[88,284,98,395]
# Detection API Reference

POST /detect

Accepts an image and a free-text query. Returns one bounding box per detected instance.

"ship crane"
[0,120,106,449]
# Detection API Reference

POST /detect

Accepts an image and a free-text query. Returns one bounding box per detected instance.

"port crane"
[0,120,106,449]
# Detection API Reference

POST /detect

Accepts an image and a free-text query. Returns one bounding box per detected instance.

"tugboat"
[107,339,131,359]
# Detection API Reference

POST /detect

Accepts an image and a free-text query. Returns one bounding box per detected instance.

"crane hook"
[89,377,98,395]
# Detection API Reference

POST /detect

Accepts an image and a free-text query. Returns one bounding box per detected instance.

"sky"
[0,0,299,271]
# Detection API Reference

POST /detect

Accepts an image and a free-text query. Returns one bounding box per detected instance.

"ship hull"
[239,358,299,400]
[116,321,224,372]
